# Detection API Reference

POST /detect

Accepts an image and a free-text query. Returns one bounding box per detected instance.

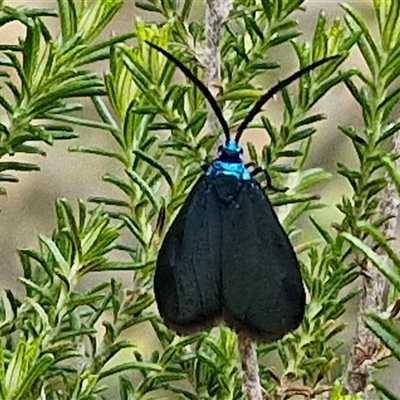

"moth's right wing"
[219,178,305,342]
[155,176,223,334]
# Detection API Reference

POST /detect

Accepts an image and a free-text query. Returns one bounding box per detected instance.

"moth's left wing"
[155,176,223,334]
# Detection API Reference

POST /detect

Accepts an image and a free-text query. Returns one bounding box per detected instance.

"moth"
[147,41,338,341]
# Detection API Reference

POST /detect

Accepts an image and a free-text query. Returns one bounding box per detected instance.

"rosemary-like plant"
[1,1,400,399]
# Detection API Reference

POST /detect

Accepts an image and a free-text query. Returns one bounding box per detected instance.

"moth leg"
[249,166,263,177]
[250,167,287,192]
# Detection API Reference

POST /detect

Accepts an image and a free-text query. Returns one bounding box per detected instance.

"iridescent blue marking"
[206,140,251,180]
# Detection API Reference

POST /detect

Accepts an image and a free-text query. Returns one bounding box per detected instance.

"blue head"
[206,140,251,180]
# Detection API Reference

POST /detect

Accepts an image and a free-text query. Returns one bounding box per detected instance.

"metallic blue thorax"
[206,140,251,180]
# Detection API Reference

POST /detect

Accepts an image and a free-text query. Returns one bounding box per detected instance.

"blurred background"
[1,0,396,397]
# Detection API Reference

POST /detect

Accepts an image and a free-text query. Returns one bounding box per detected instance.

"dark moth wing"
[216,175,305,342]
[155,176,222,334]
[156,173,305,341]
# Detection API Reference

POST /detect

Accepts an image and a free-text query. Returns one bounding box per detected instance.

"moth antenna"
[146,41,230,142]
[234,55,342,143]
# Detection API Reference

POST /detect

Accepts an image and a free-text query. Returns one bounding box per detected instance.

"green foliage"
[2,0,400,399]
[337,3,400,397]
[74,0,360,397]
[0,198,129,399]
[329,382,363,400]
[0,0,131,195]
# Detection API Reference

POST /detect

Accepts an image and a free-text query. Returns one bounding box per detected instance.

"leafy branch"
[2,1,400,399]
[0,0,132,195]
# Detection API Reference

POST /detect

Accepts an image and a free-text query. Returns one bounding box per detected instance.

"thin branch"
[238,333,264,400]
[345,133,400,396]
[203,0,232,133]
[202,1,263,399]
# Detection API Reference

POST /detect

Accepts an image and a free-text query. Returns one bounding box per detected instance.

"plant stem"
[203,1,263,398]
[345,133,400,395]
[345,269,386,395]
[344,50,398,395]
[238,333,264,400]
[204,0,232,132]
